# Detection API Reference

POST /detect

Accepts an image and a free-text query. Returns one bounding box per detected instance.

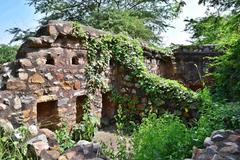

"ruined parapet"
[174,45,223,90]
[0,20,176,129]
[0,21,222,130]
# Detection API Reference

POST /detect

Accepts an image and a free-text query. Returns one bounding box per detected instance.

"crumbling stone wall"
[0,21,222,129]
[174,45,223,90]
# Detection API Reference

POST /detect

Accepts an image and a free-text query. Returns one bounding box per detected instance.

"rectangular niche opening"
[46,54,55,65]
[37,100,60,130]
[76,95,87,123]
[101,92,116,126]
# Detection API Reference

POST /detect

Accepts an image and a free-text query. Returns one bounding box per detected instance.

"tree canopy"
[27,0,185,43]
[184,0,240,101]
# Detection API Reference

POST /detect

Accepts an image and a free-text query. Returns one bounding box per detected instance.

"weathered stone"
[0,119,14,133]
[36,57,47,65]
[56,73,64,80]
[39,128,59,149]
[65,75,73,80]
[59,140,102,160]
[58,98,69,106]
[48,25,59,36]
[21,96,36,104]
[28,124,39,136]
[228,134,240,142]
[6,80,27,90]
[23,109,33,122]
[211,134,224,142]
[204,137,214,147]
[29,73,45,84]
[19,59,32,67]
[189,130,240,160]
[37,95,58,103]
[220,142,239,153]
[18,72,29,80]
[27,137,49,158]
[40,150,60,160]
[13,96,22,110]
[49,86,60,93]
[3,98,10,106]
[45,73,54,80]
[27,68,37,72]
[0,103,7,111]
[74,80,81,90]
[60,81,73,90]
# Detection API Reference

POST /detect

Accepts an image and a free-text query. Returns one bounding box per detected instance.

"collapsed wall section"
[0,20,222,129]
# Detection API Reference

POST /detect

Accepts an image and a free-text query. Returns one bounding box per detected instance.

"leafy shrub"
[0,44,18,64]
[0,126,31,160]
[192,88,240,147]
[71,97,100,142]
[55,123,75,153]
[211,40,240,101]
[132,113,192,160]
[71,114,99,142]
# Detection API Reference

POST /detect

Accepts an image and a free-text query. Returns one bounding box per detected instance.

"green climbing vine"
[73,21,198,119]
[71,96,100,141]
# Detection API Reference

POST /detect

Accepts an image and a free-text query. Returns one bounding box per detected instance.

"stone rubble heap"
[26,127,106,160]
[188,130,240,160]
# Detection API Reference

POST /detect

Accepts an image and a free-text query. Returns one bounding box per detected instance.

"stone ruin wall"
[0,21,222,130]
[174,45,223,90]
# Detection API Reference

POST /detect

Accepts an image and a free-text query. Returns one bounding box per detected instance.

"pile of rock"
[26,127,106,160]
[188,130,240,160]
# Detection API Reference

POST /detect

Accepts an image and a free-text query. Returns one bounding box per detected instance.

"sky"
[0,0,207,46]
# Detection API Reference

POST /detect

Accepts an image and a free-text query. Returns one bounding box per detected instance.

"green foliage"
[0,126,31,160]
[198,0,240,12]
[109,90,138,135]
[0,44,18,64]
[71,97,100,141]
[73,23,198,117]
[133,113,192,160]
[55,123,75,153]
[185,14,240,45]
[211,39,240,101]
[28,0,186,43]
[192,88,240,147]
[185,3,240,101]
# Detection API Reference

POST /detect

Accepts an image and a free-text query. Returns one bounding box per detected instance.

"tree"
[184,0,240,101]
[27,0,186,43]
[198,0,240,13]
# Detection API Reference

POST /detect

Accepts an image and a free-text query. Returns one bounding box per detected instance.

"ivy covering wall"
[73,22,198,117]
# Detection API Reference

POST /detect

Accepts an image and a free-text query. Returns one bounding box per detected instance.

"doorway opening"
[101,92,116,126]
[76,95,87,123]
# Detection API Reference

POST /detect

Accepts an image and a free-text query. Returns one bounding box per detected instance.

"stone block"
[29,73,45,84]
[6,79,27,90]
[18,72,29,80]
[19,59,32,67]
[13,96,22,110]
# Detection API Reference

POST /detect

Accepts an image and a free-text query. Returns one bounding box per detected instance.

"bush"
[192,88,240,147]
[132,113,192,160]
[55,123,75,153]
[0,126,31,160]
[0,44,18,64]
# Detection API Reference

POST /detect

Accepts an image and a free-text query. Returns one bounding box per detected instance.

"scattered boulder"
[27,134,50,158]
[0,119,14,133]
[189,130,240,160]
[59,140,104,160]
